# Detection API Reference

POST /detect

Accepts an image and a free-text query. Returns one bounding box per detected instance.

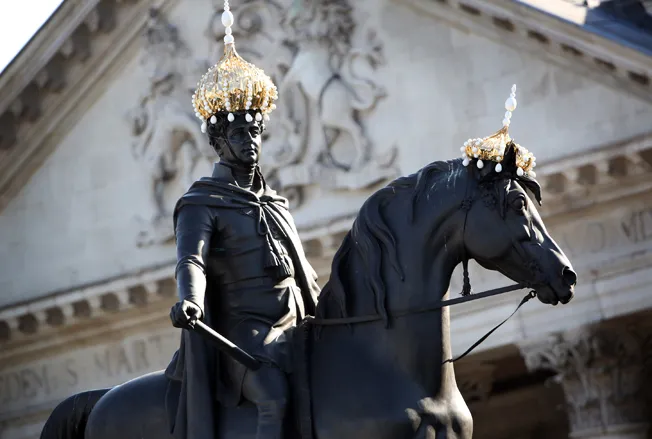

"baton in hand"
[191,320,262,371]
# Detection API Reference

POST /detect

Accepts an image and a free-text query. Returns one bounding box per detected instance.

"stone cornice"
[535,131,652,217]
[0,243,336,354]
[0,0,177,213]
[403,0,652,103]
[0,0,101,115]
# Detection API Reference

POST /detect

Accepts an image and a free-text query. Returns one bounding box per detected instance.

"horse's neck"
[409,260,459,396]
[345,250,459,396]
[324,165,469,396]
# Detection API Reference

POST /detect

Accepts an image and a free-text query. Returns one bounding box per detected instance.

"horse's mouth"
[537,283,574,306]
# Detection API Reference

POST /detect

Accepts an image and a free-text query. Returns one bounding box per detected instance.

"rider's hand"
[170,300,203,329]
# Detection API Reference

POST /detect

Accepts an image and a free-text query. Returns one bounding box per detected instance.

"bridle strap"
[306,282,529,326]
[305,283,537,365]
[442,289,536,364]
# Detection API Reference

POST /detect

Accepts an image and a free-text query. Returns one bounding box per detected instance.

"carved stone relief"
[128,1,399,244]
[207,0,399,208]
[126,9,213,247]
[520,324,652,437]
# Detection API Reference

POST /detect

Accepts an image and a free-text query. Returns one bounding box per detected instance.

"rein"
[306,283,537,364]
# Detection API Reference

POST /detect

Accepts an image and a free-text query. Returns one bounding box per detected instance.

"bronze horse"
[41,146,575,439]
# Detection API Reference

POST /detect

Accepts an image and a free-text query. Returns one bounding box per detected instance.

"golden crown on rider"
[191,0,278,133]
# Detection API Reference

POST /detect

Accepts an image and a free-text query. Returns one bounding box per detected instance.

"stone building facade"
[0,0,651,438]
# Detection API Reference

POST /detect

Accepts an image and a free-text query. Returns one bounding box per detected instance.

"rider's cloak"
[163,163,320,439]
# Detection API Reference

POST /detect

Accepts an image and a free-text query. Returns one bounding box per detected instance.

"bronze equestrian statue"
[39,3,577,439]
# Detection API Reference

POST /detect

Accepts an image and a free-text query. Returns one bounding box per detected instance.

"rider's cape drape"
[163,172,320,439]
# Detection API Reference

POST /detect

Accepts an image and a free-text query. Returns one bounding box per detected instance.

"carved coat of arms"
[209,0,398,208]
[128,2,399,246]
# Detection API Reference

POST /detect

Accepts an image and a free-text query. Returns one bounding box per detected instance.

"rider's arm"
[174,204,214,316]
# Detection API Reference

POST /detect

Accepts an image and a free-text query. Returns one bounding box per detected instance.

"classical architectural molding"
[0,229,343,349]
[403,0,652,104]
[0,0,179,214]
[519,323,652,438]
[0,262,176,350]
[534,132,652,217]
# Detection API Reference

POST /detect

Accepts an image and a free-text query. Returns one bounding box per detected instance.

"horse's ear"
[475,141,517,180]
[518,176,543,206]
[501,142,543,206]
[502,142,518,173]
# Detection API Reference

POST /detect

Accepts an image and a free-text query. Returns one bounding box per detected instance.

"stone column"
[519,323,651,439]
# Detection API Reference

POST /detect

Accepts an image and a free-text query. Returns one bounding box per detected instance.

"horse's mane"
[316,159,462,326]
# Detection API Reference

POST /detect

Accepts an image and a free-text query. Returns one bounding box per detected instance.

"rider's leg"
[241,364,289,439]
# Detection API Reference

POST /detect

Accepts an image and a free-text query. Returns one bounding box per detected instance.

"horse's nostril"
[562,267,577,287]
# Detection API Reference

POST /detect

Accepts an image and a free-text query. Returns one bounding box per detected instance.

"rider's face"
[222,115,263,166]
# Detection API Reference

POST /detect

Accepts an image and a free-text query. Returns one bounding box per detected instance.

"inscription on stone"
[620,207,652,244]
[0,329,178,414]
[557,205,652,258]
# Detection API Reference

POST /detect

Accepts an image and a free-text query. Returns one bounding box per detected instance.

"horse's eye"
[512,197,526,211]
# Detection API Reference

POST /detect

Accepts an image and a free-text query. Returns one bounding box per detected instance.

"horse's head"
[461,142,576,306]
[319,85,575,327]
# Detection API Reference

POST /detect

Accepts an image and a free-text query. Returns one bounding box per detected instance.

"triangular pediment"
[0,0,651,213]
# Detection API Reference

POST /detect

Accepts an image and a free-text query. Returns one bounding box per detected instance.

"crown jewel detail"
[191,0,278,133]
[460,84,536,177]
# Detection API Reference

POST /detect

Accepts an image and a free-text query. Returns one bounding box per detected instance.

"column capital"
[518,323,651,438]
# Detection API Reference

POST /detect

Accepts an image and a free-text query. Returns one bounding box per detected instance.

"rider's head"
[190,38,278,161]
[207,112,266,166]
